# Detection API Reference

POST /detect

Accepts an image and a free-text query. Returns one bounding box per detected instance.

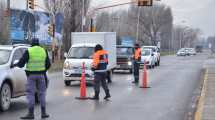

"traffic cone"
[140,60,150,88]
[75,62,89,100]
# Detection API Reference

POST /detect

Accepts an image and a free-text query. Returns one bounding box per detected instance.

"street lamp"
[180,26,190,48]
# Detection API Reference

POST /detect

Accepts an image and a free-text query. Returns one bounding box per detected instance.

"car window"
[12,48,23,62]
[0,49,11,65]
[20,48,28,54]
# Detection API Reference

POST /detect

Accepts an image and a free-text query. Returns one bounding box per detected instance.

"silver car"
[0,44,32,111]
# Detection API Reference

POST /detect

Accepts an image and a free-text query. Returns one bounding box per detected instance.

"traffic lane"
[0,53,208,120]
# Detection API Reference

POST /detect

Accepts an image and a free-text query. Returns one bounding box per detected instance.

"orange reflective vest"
[92,50,108,70]
[134,48,141,61]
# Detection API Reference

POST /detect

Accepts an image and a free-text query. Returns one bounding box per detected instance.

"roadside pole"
[136,7,140,43]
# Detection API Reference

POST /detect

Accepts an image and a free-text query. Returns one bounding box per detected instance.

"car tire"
[152,65,155,69]
[157,60,160,66]
[64,81,71,86]
[0,83,11,112]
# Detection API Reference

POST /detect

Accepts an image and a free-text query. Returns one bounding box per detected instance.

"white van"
[63,32,117,86]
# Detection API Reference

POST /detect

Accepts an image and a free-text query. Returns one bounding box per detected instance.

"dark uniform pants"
[94,72,109,95]
[26,74,46,109]
[133,60,140,82]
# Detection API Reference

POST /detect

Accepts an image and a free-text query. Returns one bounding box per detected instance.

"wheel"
[157,60,160,66]
[0,83,11,111]
[64,81,71,86]
[155,62,158,66]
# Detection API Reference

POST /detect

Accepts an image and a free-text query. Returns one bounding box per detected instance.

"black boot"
[104,90,111,100]
[90,92,99,100]
[41,107,50,119]
[20,108,34,119]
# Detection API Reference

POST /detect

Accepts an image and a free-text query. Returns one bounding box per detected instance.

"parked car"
[140,48,156,69]
[195,45,203,53]
[0,44,42,111]
[186,48,196,55]
[177,48,187,56]
[142,46,160,66]
[114,45,134,73]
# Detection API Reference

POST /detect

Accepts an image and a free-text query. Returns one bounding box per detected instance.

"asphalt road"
[0,53,209,120]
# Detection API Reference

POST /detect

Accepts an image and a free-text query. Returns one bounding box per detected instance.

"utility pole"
[136,7,140,43]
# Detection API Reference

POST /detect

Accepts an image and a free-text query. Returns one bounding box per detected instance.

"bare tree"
[173,25,202,50]
[128,4,173,46]
[94,3,173,50]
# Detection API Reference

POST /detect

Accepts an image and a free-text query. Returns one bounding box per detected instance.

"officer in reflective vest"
[15,38,51,119]
[132,43,141,83]
[91,44,111,100]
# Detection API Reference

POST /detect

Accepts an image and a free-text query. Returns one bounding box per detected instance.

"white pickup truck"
[63,32,117,86]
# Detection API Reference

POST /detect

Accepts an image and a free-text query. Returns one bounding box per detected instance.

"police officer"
[15,38,51,119]
[132,43,141,83]
[91,44,111,100]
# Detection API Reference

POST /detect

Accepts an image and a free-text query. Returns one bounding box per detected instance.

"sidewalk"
[195,54,215,120]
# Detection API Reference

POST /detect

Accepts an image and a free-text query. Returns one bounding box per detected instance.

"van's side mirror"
[151,53,154,56]
[64,52,68,58]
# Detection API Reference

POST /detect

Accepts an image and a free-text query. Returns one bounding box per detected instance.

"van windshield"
[0,49,11,65]
[67,47,94,59]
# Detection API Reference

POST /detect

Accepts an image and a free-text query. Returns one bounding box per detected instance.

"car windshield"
[67,47,94,59]
[0,49,11,65]
[117,47,133,56]
[144,47,156,52]
[142,49,151,56]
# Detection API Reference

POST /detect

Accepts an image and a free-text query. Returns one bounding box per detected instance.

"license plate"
[74,69,81,73]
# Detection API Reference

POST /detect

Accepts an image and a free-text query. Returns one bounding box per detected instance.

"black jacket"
[16,46,51,76]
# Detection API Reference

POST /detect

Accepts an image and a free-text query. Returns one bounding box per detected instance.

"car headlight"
[64,61,72,69]
[128,61,132,66]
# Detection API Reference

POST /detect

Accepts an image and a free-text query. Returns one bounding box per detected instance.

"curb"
[194,69,208,120]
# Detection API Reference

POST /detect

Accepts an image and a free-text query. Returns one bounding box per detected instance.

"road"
[0,53,209,120]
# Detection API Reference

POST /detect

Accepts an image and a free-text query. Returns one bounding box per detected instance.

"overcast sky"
[10,0,215,37]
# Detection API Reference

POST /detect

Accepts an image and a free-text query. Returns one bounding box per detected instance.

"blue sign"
[10,9,51,45]
[10,30,25,42]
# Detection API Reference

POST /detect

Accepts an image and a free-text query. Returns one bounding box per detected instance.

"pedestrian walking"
[15,38,51,119]
[90,44,111,100]
[132,43,141,83]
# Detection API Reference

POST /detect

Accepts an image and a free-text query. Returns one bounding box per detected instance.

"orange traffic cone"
[75,62,89,100]
[140,60,150,88]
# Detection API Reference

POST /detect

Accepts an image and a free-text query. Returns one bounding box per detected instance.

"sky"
[9,0,215,37]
